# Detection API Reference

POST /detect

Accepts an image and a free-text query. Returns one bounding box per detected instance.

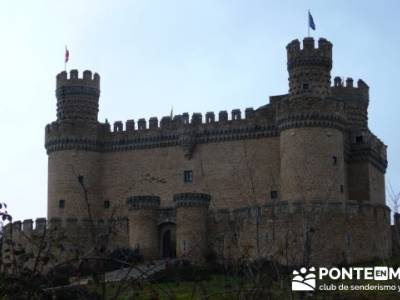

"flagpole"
[307,9,310,37]
[64,45,67,71]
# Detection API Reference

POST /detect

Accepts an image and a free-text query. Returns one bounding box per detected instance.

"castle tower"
[286,37,332,98]
[127,196,160,260]
[56,69,100,121]
[45,70,103,221]
[278,38,346,203]
[174,193,210,262]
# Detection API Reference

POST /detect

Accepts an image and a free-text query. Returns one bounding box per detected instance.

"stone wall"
[1,217,129,272]
[3,200,393,271]
[280,127,345,202]
[47,150,103,219]
[101,136,280,217]
[208,201,392,266]
[127,196,160,260]
[174,193,210,262]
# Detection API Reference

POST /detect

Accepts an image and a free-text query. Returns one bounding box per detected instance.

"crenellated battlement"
[210,200,390,223]
[107,108,258,133]
[44,105,281,154]
[331,76,369,103]
[55,69,100,121]
[56,69,100,89]
[45,119,104,136]
[3,217,128,235]
[286,37,332,70]
[287,37,333,98]
[44,89,378,158]
[348,130,387,172]
[276,96,347,131]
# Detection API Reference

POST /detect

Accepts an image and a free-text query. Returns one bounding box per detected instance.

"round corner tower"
[278,37,346,203]
[127,196,160,260]
[45,69,103,221]
[174,193,210,262]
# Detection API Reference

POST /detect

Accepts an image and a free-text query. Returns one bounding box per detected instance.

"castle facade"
[4,37,391,267]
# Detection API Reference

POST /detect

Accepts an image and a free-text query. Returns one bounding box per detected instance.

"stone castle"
[3,37,393,267]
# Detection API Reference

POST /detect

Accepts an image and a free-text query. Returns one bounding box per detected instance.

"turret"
[127,196,160,260]
[46,70,103,221]
[56,70,100,121]
[174,193,210,262]
[279,38,346,203]
[287,37,332,98]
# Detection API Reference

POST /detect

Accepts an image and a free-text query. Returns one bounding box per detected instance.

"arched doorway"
[162,230,172,258]
[159,223,176,258]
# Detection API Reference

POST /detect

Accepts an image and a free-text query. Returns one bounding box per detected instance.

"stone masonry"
[2,36,392,268]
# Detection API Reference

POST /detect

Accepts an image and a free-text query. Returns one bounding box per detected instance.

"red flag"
[65,47,69,63]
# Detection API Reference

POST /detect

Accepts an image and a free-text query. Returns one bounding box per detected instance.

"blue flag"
[308,11,316,30]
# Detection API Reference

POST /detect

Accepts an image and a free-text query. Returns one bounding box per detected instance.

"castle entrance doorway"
[159,223,176,258]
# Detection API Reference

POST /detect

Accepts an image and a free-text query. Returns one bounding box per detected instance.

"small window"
[270,190,278,199]
[332,155,337,165]
[356,135,363,143]
[104,200,110,209]
[340,185,344,193]
[184,170,193,183]
[302,83,309,91]
[59,199,65,209]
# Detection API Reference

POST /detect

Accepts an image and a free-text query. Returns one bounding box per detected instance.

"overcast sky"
[0,0,399,221]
